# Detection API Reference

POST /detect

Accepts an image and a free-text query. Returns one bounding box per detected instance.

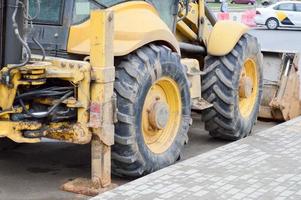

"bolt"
[108,13,114,22]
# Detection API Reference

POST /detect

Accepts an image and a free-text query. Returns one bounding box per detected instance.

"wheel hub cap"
[142,77,182,154]
[148,102,170,130]
[269,21,276,28]
[239,76,253,98]
[238,58,258,118]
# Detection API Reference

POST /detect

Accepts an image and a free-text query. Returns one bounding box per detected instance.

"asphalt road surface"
[0,28,299,200]
[250,28,301,53]
[0,116,276,200]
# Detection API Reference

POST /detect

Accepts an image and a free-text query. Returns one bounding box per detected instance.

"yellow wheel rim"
[239,58,258,118]
[142,77,182,154]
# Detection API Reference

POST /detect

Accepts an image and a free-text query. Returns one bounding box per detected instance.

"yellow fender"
[68,2,180,57]
[206,21,249,56]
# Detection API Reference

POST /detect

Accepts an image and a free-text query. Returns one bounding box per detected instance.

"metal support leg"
[61,10,116,196]
[91,136,111,188]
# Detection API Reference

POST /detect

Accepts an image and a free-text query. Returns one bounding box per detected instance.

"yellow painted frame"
[68,1,180,56]
[0,59,91,144]
[0,10,115,149]
[206,20,249,56]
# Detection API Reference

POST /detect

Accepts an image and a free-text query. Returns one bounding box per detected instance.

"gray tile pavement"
[93,117,301,200]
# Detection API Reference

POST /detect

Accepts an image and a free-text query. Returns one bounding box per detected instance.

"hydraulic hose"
[18,91,73,119]
[179,42,206,55]
[205,4,217,26]
[32,36,46,61]
[5,0,32,85]
[177,0,189,22]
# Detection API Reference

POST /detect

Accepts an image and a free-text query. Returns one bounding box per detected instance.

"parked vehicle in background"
[206,0,220,2]
[255,1,301,29]
[261,0,277,6]
[231,0,256,5]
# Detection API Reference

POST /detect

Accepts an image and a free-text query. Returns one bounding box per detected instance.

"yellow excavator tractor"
[0,0,262,193]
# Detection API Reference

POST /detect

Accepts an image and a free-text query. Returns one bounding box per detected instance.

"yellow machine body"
[0,0,248,155]
[67,1,180,56]
[0,11,115,152]
[0,0,262,194]
[0,10,115,190]
[206,21,249,56]
[0,60,92,144]
[176,1,248,56]
[0,0,251,144]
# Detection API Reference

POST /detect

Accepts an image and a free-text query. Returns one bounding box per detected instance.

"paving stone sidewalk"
[93,117,301,200]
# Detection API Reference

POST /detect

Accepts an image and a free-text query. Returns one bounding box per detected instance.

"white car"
[255,1,301,29]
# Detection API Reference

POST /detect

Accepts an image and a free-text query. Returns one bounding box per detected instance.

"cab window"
[72,0,140,25]
[72,0,102,24]
[95,0,131,7]
[146,0,178,31]
[73,0,177,30]
[275,3,294,11]
[29,0,64,25]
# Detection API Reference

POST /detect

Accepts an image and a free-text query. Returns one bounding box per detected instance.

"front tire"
[266,18,279,30]
[112,44,191,177]
[202,34,263,140]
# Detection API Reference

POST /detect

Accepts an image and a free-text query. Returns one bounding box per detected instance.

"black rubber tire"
[202,34,263,140]
[0,138,18,151]
[112,44,191,177]
[266,18,279,30]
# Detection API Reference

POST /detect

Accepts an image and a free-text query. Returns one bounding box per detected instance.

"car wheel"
[262,2,269,6]
[266,18,278,30]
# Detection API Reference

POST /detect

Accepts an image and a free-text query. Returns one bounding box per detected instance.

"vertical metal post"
[61,10,115,196]
[4,0,24,65]
[90,10,115,189]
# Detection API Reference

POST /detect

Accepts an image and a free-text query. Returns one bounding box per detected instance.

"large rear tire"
[202,34,263,140]
[112,44,191,177]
